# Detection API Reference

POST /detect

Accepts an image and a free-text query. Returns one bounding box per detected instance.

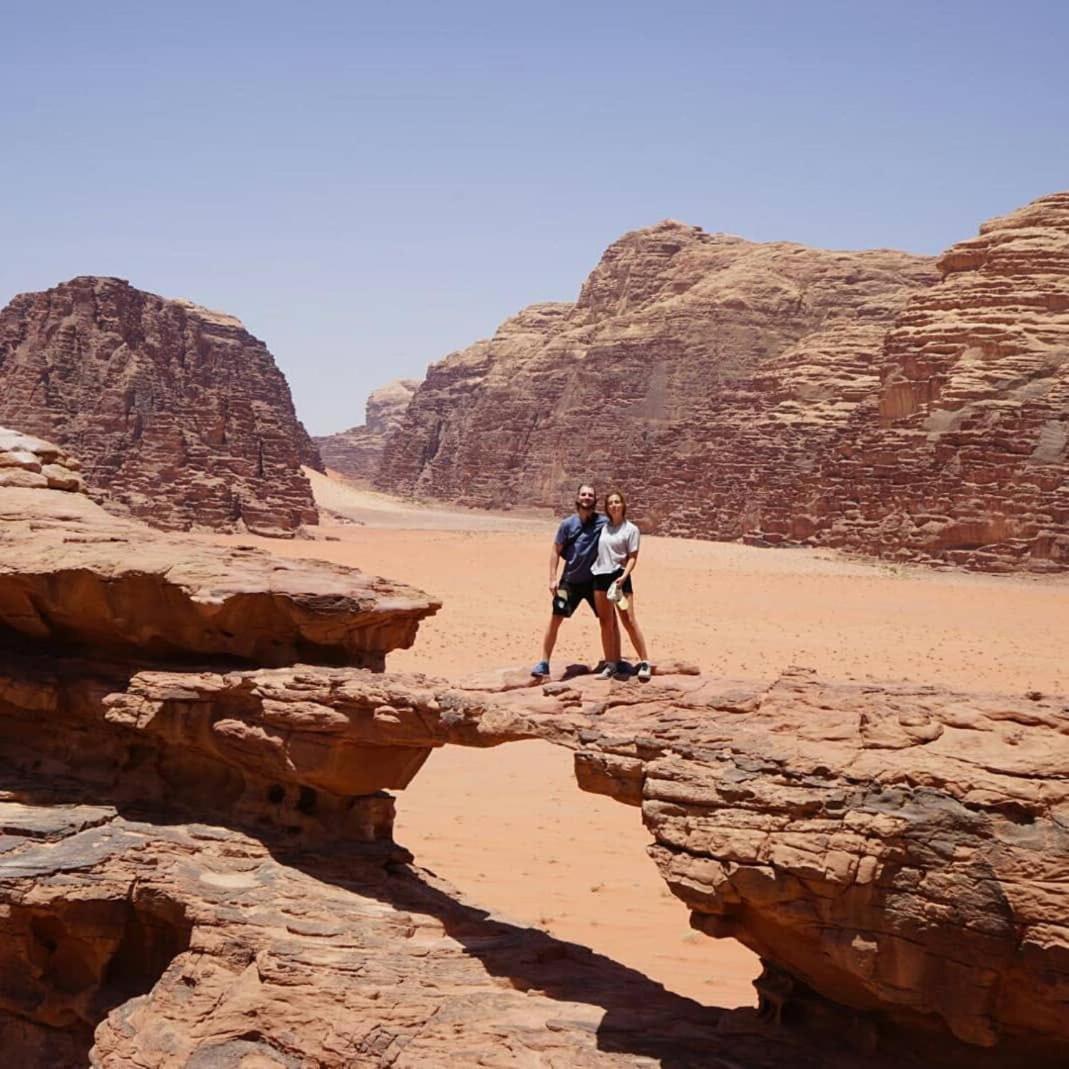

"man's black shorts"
[592,569,634,594]
[552,581,597,618]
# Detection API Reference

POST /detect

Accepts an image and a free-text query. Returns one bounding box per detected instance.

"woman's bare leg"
[618,593,649,662]
[595,590,621,664]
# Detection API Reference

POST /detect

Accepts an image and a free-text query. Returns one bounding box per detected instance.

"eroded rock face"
[0,276,320,536]
[374,223,936,536]
[807,192,1069,570]
[527,667,1069,1059]
[1,799,853,1069]
[13,651,1066,1062]
[0,427,84,494]
[3,431,1065,1065]
[0,441,438,667]
[374,193,1069,571]
[316,378,418,483]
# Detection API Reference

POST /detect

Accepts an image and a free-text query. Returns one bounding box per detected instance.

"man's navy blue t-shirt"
[555,512,606,584]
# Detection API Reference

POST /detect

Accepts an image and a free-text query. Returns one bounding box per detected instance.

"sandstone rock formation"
[805,191,1069,570]
[0,276,320,536]
[0,431,843,1069]
[372,191,1069,571]
[0,427,84,494]
[316,378,418,483]
[3,428,1066,1065]
[374,223,936,536]
[97,663,1069,1062]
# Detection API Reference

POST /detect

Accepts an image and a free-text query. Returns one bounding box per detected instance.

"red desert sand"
[206,469,1068,1009]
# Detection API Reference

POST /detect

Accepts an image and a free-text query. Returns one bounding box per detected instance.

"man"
[530,483,611,678]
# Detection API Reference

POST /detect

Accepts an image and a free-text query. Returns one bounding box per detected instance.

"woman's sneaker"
[597,662,616,680]
[636,661,652,682]
[531,660,551,678]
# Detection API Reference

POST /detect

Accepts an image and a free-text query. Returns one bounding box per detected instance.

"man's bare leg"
[542,614,564,662]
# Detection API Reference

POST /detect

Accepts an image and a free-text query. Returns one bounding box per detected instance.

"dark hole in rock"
[0,894,193,1066]
[267,783,285,804]
[297,786,318,814]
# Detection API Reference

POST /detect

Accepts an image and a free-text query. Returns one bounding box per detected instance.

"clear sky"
[2,1,1066,434]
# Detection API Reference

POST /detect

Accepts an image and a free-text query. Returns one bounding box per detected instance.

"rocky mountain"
[315,377,418,482]
[371,192,1069,571]
[806,191,1069,570]
[374,222,937,535]
[0,275,321,536]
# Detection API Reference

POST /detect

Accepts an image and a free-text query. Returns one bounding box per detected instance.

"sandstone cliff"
[372,192,1069,571]
[805,191,1069,570]
[374,223,937,536]
[0,276,320,536]
[315,378,418,483]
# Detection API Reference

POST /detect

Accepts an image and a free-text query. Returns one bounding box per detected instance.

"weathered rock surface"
[0,797,854,1069]
[0,276,320,536]
[3,430,1066,1065]
[374,222,936,537]
[0,427,84,494]
[316,378,418,483]
[373,192,1069,571]
[0,430,438,668]
[806,191,1069,570]
[0,435,868,1069]
[12,653,1066,1063]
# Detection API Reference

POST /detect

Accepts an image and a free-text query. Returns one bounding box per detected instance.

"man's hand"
[549,580,559,595]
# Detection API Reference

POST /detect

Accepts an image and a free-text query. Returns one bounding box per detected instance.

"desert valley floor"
[196,470,1069,1012]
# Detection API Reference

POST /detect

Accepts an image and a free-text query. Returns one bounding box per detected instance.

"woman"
[591,490,652,681]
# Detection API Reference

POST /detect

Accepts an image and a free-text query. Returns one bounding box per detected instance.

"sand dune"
[206,479,1067,1008]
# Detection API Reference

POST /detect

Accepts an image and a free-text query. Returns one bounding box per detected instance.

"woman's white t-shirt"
[592,519,640,575]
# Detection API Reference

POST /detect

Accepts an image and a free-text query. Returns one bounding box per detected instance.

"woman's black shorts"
[592,569,634,594]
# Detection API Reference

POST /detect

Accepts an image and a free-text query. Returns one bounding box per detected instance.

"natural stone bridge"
[1,429,1066,1067]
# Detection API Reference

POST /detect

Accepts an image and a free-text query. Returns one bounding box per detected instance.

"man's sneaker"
[636,661,652,682]
[597,662,615,680]
[531,660,551,678]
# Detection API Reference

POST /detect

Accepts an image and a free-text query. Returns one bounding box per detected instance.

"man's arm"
[549,543,563,594]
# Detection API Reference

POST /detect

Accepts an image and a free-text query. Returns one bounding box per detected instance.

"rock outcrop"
[0,427,84,494]
[372,192,1069,571]
[0,480,437,671]
[374,223,936,535]
[805,191,1069,570]
[316,378,418,483]
[3,429,1066,1065]
[0,276,320,536]
[0,431,848,1069]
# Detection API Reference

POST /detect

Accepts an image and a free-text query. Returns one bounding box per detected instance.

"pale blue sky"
[2,1,1066,433]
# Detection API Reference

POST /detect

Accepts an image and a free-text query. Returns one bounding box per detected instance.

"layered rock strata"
[8,652,1067,1063]
[374,223,936,536]
[1,797,851,1069]
[806,191,1069,570]
[0,434,849,1069]
[316,378,418,483]
[0,489,437,669]
[372,191,1069,571]
[0,276,320,536]
[0,427,84,494]
[3,430,1066,1065]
